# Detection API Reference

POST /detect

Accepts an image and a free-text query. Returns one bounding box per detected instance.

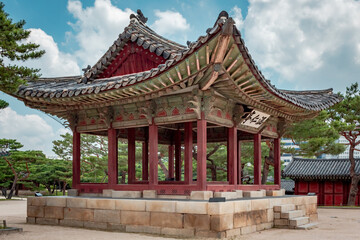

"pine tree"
[0,2,45,107]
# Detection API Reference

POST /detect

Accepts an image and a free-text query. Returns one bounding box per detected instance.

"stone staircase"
[273,204,318,230]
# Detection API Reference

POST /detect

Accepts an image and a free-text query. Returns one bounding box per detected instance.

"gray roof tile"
[282,157,360,180]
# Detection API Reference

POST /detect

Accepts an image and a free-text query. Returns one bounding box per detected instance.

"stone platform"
[27,194,317,238]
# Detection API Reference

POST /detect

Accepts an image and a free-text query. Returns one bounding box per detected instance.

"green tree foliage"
[0,2,45,106]
[284,111,345,158]
[328,83,360,206]
[29,158,72,195]
[0,138,45,199]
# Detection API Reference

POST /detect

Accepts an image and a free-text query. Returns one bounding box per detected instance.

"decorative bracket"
[140,100,156,124]
[98,106,114,129]
[233,104,245,126]
[188,95,202,119]
[66,111,78,132]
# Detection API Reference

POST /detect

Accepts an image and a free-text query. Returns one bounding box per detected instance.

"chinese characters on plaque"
[240,110,270,128]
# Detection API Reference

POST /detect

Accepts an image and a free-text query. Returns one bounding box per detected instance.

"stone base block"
[210,214,234,231]
[67,189,78,197]
[107,223,126,232]
[184,214,210,230]
[161,227,194,237]
[112,190,141,199]
[226,228,240,237]
[243,190,266,198]
[266,189,285,197]
[157,195,188,200]
[102,189,113,198]
[190,191,213,200]
[241,225,256,235]
[143,190,157,199]
[27,206,44,218]
[59,219,84,228]
[236,190,243,198]
[195,230,226,238]
[26,217,36,224]
[214,191,238,200]
[274,204,295,213]
[84,221,108,230]
[36,218,59,225]
[126,225,161,234]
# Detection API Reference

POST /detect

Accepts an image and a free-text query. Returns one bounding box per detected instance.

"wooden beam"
[253,133,262,185]
[108,128,118,186]
[184,122,193,184]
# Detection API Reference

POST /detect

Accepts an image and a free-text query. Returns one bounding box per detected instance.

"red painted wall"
[97,42,165,79]
[294,180,360,206]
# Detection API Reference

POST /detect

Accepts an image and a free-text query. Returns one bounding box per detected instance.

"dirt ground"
[1,199,360,240]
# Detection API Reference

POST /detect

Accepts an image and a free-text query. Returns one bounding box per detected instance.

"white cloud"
[232,0,360,92]
[67,0,134,67]
[0,108,68,156]
[230,6,244,30]
[151,10,190,42]
[24,28,81,77]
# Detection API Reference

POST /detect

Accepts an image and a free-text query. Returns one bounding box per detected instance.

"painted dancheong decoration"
[9,9,341,195]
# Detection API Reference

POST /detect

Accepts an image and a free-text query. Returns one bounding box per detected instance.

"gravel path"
[1,199,360,240]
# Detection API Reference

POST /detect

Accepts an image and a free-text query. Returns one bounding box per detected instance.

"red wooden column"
[128,128,136,184]
[168,144,174,179]
[184,122,193,184]
[175,129,181,181]
[197,114,207,190]
[253,133,262,185]
[274,138,281,185]
[108,128,118,186]
[237,140,242,184]
[72,129,81,189]
[142,141,149,181]
[227,127,237,185]
[149,120,158,186]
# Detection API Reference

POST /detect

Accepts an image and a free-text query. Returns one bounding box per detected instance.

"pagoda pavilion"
[13,10,341,196]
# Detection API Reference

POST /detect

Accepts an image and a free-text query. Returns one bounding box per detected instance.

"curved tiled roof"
[16,11,342,112]
[282,157,360,180]
[17,15,222,99]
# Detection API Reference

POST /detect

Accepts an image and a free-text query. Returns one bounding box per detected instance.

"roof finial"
[218,11,229,20]
[82,65,91,74]
[136,9,148,24]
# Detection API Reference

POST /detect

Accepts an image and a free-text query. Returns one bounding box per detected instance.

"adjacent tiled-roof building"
[283,158,360,180]
[283,158,360,206]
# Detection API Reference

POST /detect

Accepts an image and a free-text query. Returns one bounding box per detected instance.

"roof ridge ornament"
[130,9,148,24]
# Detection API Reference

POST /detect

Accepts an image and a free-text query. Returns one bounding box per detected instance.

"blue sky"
[1,0,360,156]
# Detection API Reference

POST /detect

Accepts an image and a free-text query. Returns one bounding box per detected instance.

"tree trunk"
[158,155,169,179]
[7,175,18,199]
[62,181,67,195]
[45,184,52,194]
[15,184,19,196]
[261,161,270,185]
[347,144,360,205]
[1,187,7,198]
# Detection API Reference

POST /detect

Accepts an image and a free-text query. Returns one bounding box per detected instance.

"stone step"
[273,204,295,213]
[281,210,304,219]
[296,222,318,230]
[289,217,309,227]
